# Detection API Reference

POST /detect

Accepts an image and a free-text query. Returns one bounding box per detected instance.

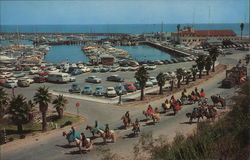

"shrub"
[9,137,14,142]
[20,134,26,139]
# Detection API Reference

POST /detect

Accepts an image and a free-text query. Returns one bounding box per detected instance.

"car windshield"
[108,88,113,91]
[84,87,90,89]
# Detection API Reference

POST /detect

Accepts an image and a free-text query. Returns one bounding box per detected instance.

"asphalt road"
[1,49,249,160]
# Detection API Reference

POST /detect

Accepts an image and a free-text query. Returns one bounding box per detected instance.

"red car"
[33,76,46,83]
[38,71,49,76]
[0,77,6,85]
[124,82,137,92]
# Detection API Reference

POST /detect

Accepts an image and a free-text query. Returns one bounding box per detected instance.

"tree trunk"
[193,74,196,81]
[159,85,163,95]
[206,70,209,75]
[140,87,144,101]
[170,80,174,91]
[186,77,189,84]
[241,31,242,40]
[42,111,47,132]
[199,70,202,78]
[177,80,180,88]
[57,108,63,119]
[212,61,215,72]
[17,124,23,132]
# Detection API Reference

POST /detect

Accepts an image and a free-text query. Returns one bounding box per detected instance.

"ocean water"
[44,45,89,63]
[0,23,249,36]
[116,45,172,61]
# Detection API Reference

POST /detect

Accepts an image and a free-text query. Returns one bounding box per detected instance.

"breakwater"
[139,41,190,57]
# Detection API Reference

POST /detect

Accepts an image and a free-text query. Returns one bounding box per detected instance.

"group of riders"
[63,87,223,154]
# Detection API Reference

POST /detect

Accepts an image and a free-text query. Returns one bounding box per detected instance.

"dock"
[139,41,191,57]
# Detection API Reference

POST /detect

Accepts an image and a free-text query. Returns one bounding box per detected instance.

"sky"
[0,0,249,25]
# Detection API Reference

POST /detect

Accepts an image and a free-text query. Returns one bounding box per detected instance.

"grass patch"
[0,114,81,143]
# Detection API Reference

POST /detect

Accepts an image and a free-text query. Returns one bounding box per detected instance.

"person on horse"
[194,87,200,98]
[104,124,111,138]
[147,105,154,116]
[200,88,206,98]
[165,99,171,110]
[181,88,188,99]
[133,118,140,132]
[125,111,131,124]
[154,107,159,113]
[80,133,93,153]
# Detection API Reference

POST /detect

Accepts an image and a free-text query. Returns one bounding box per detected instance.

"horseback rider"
[162,99,171,111]
[200,88,206,98]
[104,124,110,138]
[194,87,200,98]
[147,105,154,116]
[154,107,159,113]
[181,88,188,99]
[133,118,140,132]
[80,133,93,152]
[125,111,131,124]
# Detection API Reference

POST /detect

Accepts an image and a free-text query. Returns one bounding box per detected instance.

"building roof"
[173,30,236,37]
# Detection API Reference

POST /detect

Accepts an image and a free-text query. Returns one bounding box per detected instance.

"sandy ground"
[1,49,249,160]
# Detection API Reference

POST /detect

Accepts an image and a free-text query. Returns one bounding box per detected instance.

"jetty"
[139,41,191,57]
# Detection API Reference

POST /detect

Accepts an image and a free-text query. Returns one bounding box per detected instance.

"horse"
[85,125,104,137]
[186,107,206,123]
[121,115,131,129]
[161,103,171,113]
[142,110,160,124]
[132,123,140,136]
[188,95,200,104]
[96,129,116,144]
[62,131,81,145]
[211,95,226,108]
[204,107,217,121]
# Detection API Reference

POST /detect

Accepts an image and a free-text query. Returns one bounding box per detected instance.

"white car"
[149,77,158,85]
[47,67,60,73]
[81,66,90,73]
[22,76,34,84]
[147,64,156,70]
[106,87,117,97]
[7,77,18,83]
[3,79,18,88]
[29,67,40,75]
[145,81,154,87]
[0,72,13,78]
[69,76,76,82]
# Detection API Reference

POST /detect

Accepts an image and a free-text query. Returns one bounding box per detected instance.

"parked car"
[81,66,91,73]
[3,79,17,88]
[38,71,49,77]
[124,82,137,92]
[91,67,100,72]
[85,76,101,83]
[0,72,13,78]
[115,85,127,95]
[69,82,81,93]
[71,68,83,75]
[7,77,18,83]
[134,81,141,90]
[120,67,129,71]
[29,67,40,75]
[17,79,30,87]
[22,76,34,84]
[69,76,76,82]
[154,60,164,65]
[149,77,158,85]
[100,67,110,72]
[106,87,117,97]
[82,85,93,95]
[110,66,120,72]
[94,85,105,96]
[13,71,26,78]
[0,77,6,85]
[147,64,156,70]
[129,66,139,71]
[33,76,46,83]
[107,75,124,82]
[145,81,154,87]
[23,66,31,71]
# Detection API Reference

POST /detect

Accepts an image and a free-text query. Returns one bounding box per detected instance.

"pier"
[139,41,191,57]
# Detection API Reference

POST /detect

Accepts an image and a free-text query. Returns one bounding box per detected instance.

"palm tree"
[196,55,206,78]
[240,23,244,40]
[205,56,213,75]
[156,72,166,95]
[209,46,219,72]
[0,88,9,119]
[9,95,33,132]
[33,86,52,132]
[190,65,198,81]
[185,71,192,84]
[135,66,149,100]
[52,95,68,119]
[176,68,184,88]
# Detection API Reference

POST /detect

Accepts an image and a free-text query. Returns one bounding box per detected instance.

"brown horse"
[96,129,116,144]
[186,107,206,123]
[142,111,160,124]
[121,115,131,129]
[132,123,140,136]
[204,107,217,121]
[211,95,226,108]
